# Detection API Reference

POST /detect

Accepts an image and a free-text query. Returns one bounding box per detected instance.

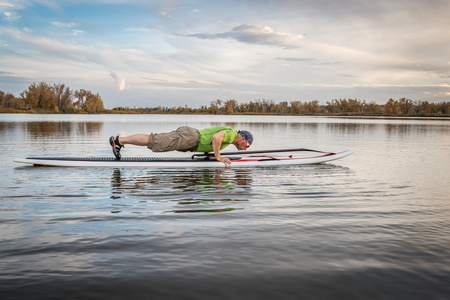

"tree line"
[1,82,449,116]
[114,98,450,116]
[0,82,104,113]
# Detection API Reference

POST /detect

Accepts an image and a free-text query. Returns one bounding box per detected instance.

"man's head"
[235,130,253,150]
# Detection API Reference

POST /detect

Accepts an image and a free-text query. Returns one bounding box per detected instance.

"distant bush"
[1,82,104,113]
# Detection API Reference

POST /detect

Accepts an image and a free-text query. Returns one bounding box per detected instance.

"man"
[110,126,253,166]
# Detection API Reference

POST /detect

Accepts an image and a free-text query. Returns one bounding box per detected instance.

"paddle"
[191,148,335,159]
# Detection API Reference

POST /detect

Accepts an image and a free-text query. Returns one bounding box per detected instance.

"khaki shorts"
[147,126,201,152]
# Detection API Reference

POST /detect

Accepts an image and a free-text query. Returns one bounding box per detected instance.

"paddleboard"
[14,149,354,168]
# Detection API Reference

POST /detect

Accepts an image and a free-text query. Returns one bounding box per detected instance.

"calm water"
[1,114,449,299]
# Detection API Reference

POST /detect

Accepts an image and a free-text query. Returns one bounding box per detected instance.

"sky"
[0,0,449,109]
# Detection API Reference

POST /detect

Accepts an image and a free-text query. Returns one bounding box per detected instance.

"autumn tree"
[0,91,4,107]
[1,91,13,108]
[290,101,302,114]
[53,83,73,112]
[438,102,450,114]
[209,99,222,114]
[398,98,414,115]
[383,98,400,115]
[417,101,434,115]
[21,82,55,110]
[74,89,104,113]
[304,100,321,114]
[273,101,289,114]
[224,99,238,114]
[364,101,382,114]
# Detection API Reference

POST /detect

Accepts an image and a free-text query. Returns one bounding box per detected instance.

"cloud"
[188,24,303,48]
[51,21,77,28]
[50,21,84,36]
[0,70,29,82]
[277,57,314,62]
[159,8,170,17]
[1,0,26,21]
[5,27,75,53]
[1,27,109,66]
[70,29,84,36]
[110,71,130,91]
[2,10,21,22]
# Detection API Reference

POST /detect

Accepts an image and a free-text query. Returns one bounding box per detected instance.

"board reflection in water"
[110,168,252,214]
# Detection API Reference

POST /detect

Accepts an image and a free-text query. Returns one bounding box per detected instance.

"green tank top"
[196,126,237,152]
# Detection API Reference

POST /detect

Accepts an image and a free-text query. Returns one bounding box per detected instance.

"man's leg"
[116,134,150,146]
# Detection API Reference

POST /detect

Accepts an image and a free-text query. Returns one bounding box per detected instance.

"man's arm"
[212,131,231,166]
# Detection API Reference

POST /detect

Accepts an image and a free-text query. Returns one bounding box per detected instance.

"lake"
[1,114,449,299]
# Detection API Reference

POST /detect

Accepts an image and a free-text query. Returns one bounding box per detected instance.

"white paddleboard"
[14,149,355,168]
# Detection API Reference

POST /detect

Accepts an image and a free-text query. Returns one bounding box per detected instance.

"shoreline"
[1,108,449,118]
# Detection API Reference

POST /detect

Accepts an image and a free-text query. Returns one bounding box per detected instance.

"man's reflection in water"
[110,168,252,214]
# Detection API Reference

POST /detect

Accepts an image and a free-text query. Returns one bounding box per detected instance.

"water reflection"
[383,123,447,136]
[110,168,252,214]
[323,122,450,137]
[325,122,379,134]
[289,122,320,130]
[0,121,102,137]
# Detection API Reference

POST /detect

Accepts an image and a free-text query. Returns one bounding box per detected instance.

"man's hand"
[217,156,231,166]
[212,131,231,166]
